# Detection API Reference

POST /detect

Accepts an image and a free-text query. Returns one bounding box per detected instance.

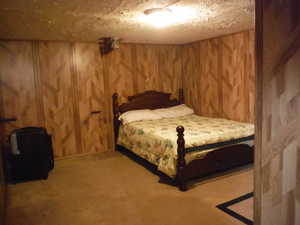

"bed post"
[176,125,187,191]
[179,88,184,104]
[112,93,120,150]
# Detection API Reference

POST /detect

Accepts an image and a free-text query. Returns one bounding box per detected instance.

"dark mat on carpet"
[216,192,253,225]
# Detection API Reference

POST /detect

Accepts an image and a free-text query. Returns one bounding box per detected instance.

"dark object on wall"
[98,37,120,55]
[7,127,54,183]
[112,89,254,191]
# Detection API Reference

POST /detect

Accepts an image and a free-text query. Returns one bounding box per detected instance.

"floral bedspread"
[117,114,254,177]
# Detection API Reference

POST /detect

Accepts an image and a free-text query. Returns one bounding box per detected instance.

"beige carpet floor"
[228,197,253,221]
[6,152,253,225]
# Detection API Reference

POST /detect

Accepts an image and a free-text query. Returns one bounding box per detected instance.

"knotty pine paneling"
[255,0,300,224]
[38,42,79,158]
[182,30,255,123]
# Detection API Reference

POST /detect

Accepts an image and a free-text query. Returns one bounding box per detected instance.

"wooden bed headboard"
[112,88,184,147]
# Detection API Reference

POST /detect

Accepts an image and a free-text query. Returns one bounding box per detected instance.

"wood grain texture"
[158,45,182,98]
[73,43,108,154]
[106,44,136,105]
[255,0,300,224]
[247,31,256,123]
[0,33,255,158]
[105,43,182,146]
[221,32,247,122]
[38,42,78,158]
[0,41,41,135]
[181,43,201,114]
[135,45,161,93]
[134,44,182,99]
[182,30,256,123]
[0,41,183,157]
[199,39,222,118]
[104,44,139,148]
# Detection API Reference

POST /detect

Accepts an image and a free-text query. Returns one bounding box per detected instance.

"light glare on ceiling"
[140,6,196,28]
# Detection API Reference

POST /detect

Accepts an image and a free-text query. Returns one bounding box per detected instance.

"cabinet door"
[73,43,109,154]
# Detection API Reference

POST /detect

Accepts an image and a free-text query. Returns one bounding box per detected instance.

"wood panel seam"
[32,41,46,127]
[70,43,83,154]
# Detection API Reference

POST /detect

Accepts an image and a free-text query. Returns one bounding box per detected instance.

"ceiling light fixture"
[144,8,172,16]
[140,6,196,28]
[143,8,174,28]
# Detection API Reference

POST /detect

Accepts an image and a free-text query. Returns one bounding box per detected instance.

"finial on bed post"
[179,88,184,104]
[112,93,120,150]
[176,125,187,191]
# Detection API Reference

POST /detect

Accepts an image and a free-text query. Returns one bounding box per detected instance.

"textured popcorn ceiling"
[0,0,255,44]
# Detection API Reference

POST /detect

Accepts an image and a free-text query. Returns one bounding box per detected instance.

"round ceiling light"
[144,8,172,15]
[140,6,196,28]
[142,7,175,28]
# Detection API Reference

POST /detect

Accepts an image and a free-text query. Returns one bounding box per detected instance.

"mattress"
[117,114,254,177]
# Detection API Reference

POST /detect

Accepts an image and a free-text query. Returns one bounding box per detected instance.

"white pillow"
[119,109,162,124]
[152,108,170,118]
[153,104,194,118]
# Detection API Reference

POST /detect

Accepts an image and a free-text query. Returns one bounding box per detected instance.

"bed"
[112,89,254,191]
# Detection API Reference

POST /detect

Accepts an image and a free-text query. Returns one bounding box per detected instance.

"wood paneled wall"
[0,41,109,158]
[0,41,182,158]
[182,30,255,123]
[104,44,182,148]
[105,44,182,104]
[0,30,254,158]
[255,0,300,224]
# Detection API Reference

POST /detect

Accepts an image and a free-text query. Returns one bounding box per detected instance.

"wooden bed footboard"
[175,125,254,191]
